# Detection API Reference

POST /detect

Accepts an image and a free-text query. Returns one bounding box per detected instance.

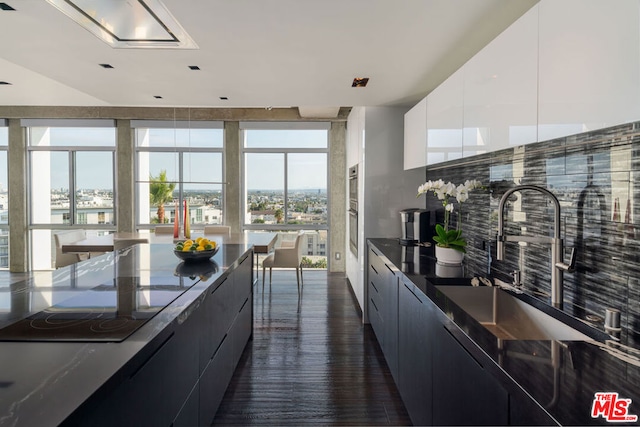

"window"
[135,122,224,229]
[242,124,328,227]
[242,123,329,269]
[25,121,116,270]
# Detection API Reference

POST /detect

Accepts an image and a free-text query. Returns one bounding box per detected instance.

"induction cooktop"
[0,277,195,342]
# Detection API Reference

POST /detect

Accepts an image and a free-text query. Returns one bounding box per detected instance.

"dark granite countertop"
[0,243,253,427]
[369,238,640,426]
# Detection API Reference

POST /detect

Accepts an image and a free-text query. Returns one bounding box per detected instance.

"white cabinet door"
[404,97,427,170]
[463,4,538,156]
[426,67,464,164]
[538,0,640,141]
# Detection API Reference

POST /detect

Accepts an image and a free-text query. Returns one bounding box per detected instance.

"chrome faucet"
[496,185,576,309]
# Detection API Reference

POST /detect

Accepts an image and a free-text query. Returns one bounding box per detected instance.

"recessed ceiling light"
[154,95,163,99]
[219,96,228,100]
[0,81,11,85]
[45,0,198,49]
[0,3,15,11]
[99,63,114,69]
[352,77,369,88]
[188,65,200,70]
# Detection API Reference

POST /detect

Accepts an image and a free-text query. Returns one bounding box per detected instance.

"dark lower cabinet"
[398,278,432,426]
[69,252,253,427]
[368,241,563,426]
[367,244,399,382]
[432,322,509,426]
[509,389,559,426]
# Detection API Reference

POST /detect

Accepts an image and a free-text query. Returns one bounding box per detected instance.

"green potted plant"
[417,179,482,264]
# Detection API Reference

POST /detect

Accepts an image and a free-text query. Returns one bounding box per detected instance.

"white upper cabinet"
[403,97,427,170]
[426,67,464,165]
[463,5,538,157]
[538,0,640,141]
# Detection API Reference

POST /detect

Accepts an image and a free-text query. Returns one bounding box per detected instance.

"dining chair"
[262,231,305,294]
[154,225,174,234]
[53,230,89,268]
[203,225,231,236]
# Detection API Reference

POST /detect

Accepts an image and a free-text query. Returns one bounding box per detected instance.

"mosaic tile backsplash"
[423,121,640,348]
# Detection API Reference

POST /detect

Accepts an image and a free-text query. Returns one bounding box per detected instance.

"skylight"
[45,0,198,49]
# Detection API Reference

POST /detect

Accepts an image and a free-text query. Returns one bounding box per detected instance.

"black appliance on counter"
[399,208,431,246]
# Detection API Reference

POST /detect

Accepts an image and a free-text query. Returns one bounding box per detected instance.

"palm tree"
[149,170,176,224]
[274,208,284,224]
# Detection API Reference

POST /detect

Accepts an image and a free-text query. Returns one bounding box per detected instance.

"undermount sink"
[436,285,595,341]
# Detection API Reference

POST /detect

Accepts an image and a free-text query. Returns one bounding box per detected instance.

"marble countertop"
[0,243,253,427]
[369,238,640,426]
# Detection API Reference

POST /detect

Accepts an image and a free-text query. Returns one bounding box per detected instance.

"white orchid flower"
[456,185,469,203]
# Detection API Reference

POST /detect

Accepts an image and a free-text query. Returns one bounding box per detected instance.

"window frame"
[133,123,225,230]
[25,123,117,231]
[241,124,329,231]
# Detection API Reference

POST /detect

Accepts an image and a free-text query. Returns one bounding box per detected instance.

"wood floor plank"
[212,271,411,426]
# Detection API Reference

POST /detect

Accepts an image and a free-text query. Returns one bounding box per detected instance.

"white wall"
[346,106,425,319]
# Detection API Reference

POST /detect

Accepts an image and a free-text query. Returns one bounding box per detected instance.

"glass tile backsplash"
[423,121,640,349]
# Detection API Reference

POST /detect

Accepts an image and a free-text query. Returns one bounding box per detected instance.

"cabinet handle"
[370,264,378,275]
[129,332,174,379]
[385,264,395,275]
[370,297,379,312]
[370,281,379,294]
[211,276,228,294]
[371,248,380,257]
[442,325,484,369]
[403,282,423,304]
[239,297,249,313]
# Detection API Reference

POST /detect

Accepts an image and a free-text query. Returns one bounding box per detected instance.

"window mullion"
[284,152,288,226]
[69,151,75,226]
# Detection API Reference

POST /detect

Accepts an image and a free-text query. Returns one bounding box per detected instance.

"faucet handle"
[511,270,522,287]
[556,247,577,273]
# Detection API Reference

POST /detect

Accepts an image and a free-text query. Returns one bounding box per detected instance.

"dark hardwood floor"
[212,270,411,426]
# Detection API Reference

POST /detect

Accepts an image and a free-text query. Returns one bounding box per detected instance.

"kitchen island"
[0,243,253,427]
[368,238,640,426]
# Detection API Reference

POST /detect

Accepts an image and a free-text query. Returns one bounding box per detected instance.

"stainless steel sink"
[436,285,594,341]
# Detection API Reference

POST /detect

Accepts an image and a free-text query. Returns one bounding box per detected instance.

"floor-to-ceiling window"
[134,121,224,231]
[25,120,116,270]
[0,122,8,269]
[242,122,329,268]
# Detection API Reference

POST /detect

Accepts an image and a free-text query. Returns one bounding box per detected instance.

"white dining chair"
[154,225,175,234]
[262,231,305,294]
[203,225,231,236]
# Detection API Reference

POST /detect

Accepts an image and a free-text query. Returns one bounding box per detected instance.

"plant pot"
[435,263,464,278]
[435,246,464,265]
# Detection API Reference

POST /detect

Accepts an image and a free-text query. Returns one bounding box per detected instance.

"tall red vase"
[173,200,179,238]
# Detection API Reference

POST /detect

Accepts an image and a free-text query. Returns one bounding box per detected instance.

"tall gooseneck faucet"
[497,185,576,309]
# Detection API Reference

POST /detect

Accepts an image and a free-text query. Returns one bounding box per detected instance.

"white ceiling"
[0,0,538,110]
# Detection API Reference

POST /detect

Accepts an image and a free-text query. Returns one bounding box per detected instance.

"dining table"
[61,230,279,278]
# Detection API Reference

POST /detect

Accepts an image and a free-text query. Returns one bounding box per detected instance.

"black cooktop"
[0,276,195,342]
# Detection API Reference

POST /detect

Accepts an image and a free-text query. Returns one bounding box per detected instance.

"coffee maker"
[399,208,431,246]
